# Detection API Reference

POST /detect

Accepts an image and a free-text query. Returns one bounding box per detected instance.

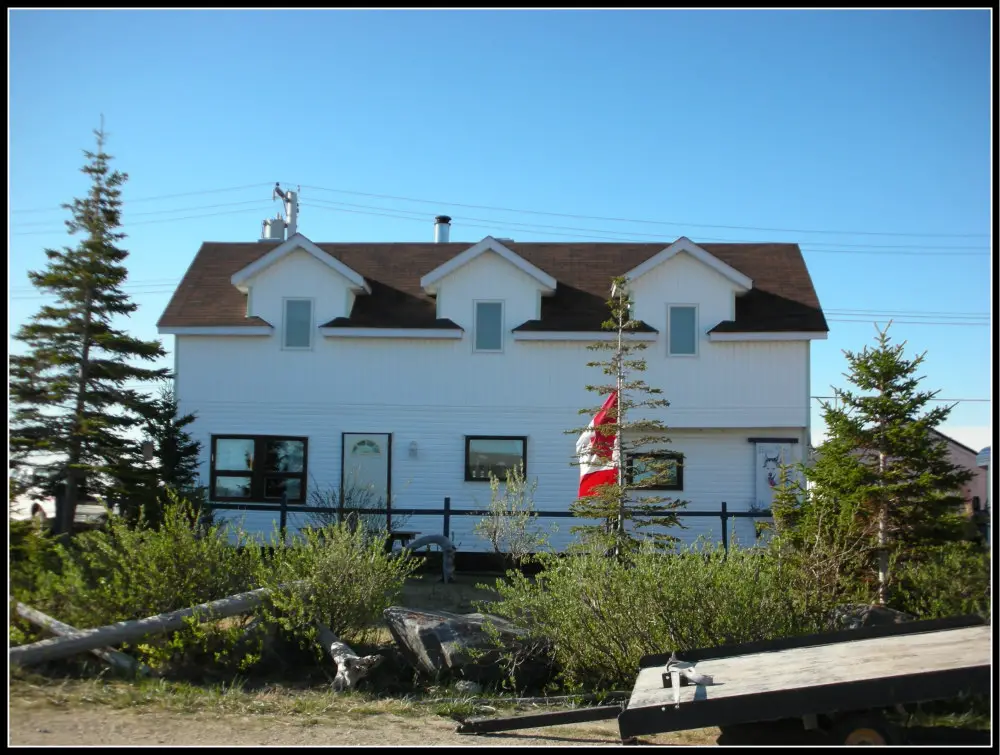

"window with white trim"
[283,298,313,349]
[667,305,698,356]
[474,300,504,352]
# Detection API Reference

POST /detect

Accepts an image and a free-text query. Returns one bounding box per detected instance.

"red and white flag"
[576,391,619,498]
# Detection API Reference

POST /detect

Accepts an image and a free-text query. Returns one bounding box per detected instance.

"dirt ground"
[8,699,721,747]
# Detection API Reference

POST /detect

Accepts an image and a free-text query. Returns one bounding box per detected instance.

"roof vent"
[496,237,515,243]
[434,215,451,243]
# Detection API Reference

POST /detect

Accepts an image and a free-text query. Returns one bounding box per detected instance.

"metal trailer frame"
[619,614,990,742]
[455,615,991,744]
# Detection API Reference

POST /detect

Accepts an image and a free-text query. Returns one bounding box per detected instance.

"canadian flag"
[576,391,619,498]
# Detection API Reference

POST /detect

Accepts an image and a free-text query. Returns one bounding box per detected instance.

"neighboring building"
[931,430,988,519]
[157,194,828,551]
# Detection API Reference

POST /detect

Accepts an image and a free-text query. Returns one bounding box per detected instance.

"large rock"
[831,603,915,631]
[383,606,553,687]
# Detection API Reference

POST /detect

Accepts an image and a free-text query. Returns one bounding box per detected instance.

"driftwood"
[15,603,151,677]
[315,624,382,691]
[9,586,273,667]
[404,534,456,584]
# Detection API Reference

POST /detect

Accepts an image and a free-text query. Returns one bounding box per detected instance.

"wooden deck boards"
[628,625,991,711]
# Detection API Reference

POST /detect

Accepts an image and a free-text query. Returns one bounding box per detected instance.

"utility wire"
[11,206,275,236]
[11,182,275,214]
[13,199,276,227]
[296,183,990,239]
[299,201,990,256]
[302,197,990,251]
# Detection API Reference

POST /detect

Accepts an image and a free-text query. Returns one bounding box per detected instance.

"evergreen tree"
[142,385,202,494]
[9,125,169,533]
[774,323,972,606]
[130,385,204,526]
[568,276,686,557]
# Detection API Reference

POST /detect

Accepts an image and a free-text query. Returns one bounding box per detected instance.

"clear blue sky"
[9,9,993,451]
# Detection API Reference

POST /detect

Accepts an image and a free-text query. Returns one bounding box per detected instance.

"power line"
[11,206,275,236]
[812,396,990,403]
[12,199,276,228]
[825,318,989,327]
[11,183,274,214]
[299,201,990,256]
[297,183,990,239]
[302,197,989,251]
[825,309,989,319]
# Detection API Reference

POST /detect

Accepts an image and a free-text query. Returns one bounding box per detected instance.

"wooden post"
[442,496,451,541]
[721,501,729,554]
[279,492,288,543]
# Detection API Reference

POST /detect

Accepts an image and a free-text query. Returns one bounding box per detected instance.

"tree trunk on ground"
[9,586,276,667]
[15,602,150,676]
[314,625,382,691]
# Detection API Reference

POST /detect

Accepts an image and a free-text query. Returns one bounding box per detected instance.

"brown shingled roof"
[157,239,827,333]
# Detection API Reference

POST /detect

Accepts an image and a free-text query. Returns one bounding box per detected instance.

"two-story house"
[158,208,828,551]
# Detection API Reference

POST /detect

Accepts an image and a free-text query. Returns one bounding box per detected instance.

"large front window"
[210,435,308,502]
[465,435,527,481]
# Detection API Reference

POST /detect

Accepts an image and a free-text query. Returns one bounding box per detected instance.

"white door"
[342,433,391,521]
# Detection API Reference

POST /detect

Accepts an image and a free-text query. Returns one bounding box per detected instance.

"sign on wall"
[754,441,797,510]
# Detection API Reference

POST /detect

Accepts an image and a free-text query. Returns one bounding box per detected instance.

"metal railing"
[205,496,772,552]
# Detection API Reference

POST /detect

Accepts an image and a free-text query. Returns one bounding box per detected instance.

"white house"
[158,205,828,552]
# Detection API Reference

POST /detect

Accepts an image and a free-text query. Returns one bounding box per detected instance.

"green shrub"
[891,541,991,620]
[259,523,416,654]
[9,493,267,675]
[485,539,828,690]
[11,499,414,679]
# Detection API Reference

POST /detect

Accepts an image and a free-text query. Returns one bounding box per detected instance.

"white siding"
[435,250,544,351]
[175,244,811,552]
[247,249,353,327]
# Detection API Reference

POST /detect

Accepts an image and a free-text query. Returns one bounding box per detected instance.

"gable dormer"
[420,237,557,351]
[623,237,753,354]
[230,234,370,344]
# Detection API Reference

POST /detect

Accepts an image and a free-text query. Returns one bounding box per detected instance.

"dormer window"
[283,298,313,349]
[667,304,698,356]
[474,300,504,353]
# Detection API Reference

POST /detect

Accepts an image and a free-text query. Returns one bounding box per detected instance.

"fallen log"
[315,624,383,691]
[15,603,151,677]
[9,585,274,667]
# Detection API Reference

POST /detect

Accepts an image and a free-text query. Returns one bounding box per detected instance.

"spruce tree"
[131,385,204,526]
[568,276,686,557]
[9,125,169,533]
[777,323,972,606]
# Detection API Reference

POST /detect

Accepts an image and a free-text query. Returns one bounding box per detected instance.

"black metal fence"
[205,496,772,552]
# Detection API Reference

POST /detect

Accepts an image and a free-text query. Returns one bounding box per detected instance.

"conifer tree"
[9,125,169,533]
[773,323,972,605]
[568,276,686,557]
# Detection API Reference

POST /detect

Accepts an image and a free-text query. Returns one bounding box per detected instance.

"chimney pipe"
[434,215,451,243]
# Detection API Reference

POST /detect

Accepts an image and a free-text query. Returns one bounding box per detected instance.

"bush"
[891,541,991,620]
[259,523,416,653]
[473,462,552,566]
[10,493,267,675]
[484,539,828,690]
[10,498,416,679]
